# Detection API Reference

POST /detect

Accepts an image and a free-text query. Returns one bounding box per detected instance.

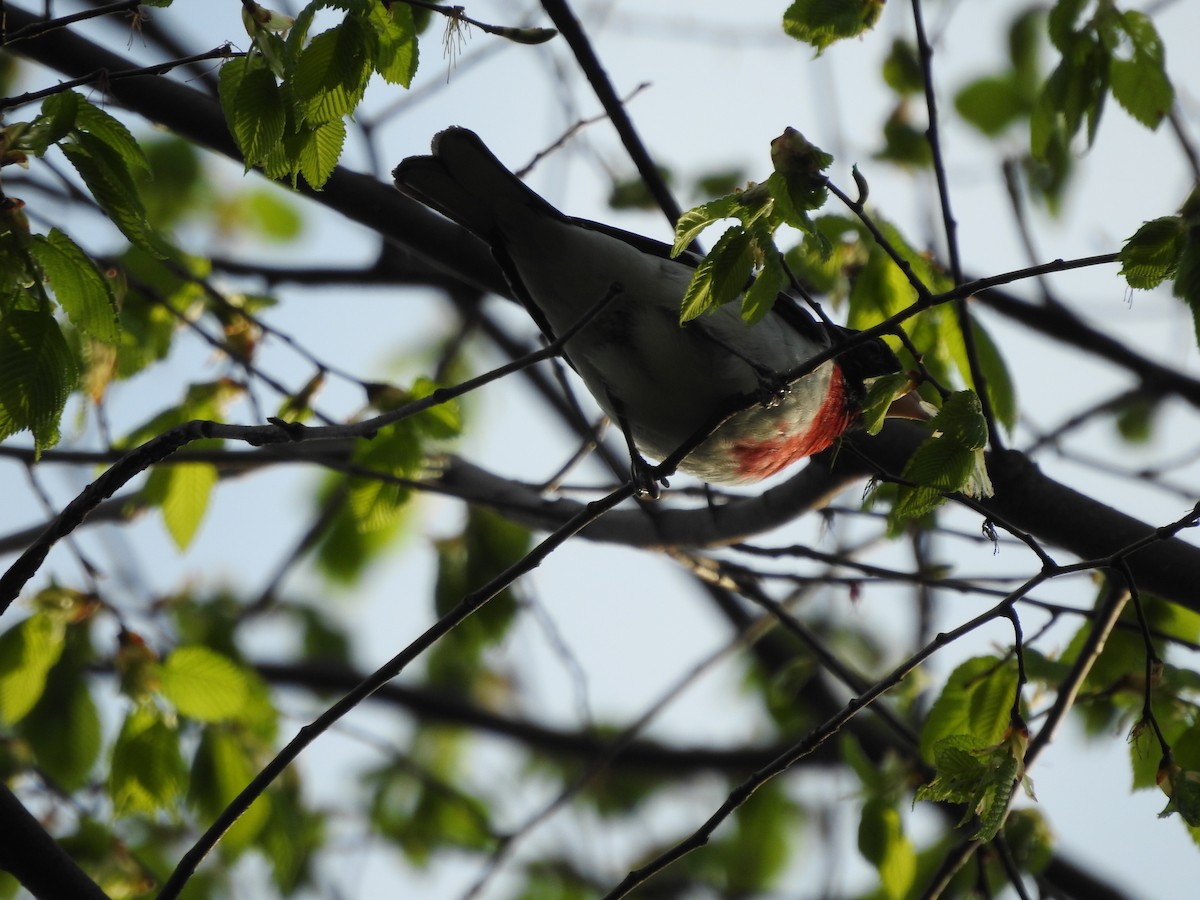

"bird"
[393,127,913,490]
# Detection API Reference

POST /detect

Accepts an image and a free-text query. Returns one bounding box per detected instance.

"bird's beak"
[886,389,934,421]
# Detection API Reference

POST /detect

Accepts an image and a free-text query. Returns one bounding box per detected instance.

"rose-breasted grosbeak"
[394,127,910,488]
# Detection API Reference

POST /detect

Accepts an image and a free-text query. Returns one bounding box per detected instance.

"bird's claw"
[756,375,789,409]
[630,455,666,500]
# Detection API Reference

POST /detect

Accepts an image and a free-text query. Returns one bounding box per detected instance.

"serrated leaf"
[1109,11,1173,130]
[766,169,825,229]
[72,94,152,176]
[370,2,419,86]
[230,63,288,170]
[0,614,66,725]
[29,229,118,343]
[672,195,740,257]
[25,91,79,154]
[679,225,753,322]
[291,18,372,124]
[60,134,169,258]
[974,755,1019,841]
[901,435,976,491]
[783,0,883,54]
[931,390,988,450]
[294,119,347,189]
[162,646,250,722]
[741,246,786,325]
[920,657,1018,762]
[861,372,915,435]
[109,704,186,816]
[0,308,79,452]
[890,484,944,522]
[1120,216,1185,289]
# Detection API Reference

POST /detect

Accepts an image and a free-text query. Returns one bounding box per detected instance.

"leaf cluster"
[222,0,419,190]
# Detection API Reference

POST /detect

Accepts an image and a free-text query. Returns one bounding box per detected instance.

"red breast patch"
[732,365,855,480]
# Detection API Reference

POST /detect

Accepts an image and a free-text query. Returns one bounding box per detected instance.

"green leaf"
[678,225,753,322]
[1048,0,1089,51]
[224,59,288,171]
[890,484,944,522]
[882,39,923,95]
[60,134,170,257]
[1172,228,1200,324]
[293,119,347,190]
[109,704,187,816]
[408,376,462,438]
[901,435,976,491]
[162,645,250,722]
[430,507,529,691]
[955,75,1028,136]
[72,94,153,176]
[261,779,324,892]
[291,17,372,124]
[858,797,916,900]
[188,727,271,854]
[155,462,218,550]
[24,91,80,154]
[29,229,119,343]
[766,170,822,231]
[367,760,494,864]
[345,422,421,529]
[782,0,884,54]
[0,308,79,453]
[931,390,988,450]
[1120,216,1185,289]
[949,320,1017,433]
[861,372,916,435]
[741,245,786,325]
[672,195,740,257]
[847,235,922,329]
[242,188,304,240]
[974,754,1019,841]
[19,656,101,789]
[713,786,797,892]
[0,614,66,725]
[1030,63,1069,160]
[370,2,419,86]
[1109,11,1173,129]
[876,106,933,168]
[1114,394,1159,443]
[920,656,1018,762]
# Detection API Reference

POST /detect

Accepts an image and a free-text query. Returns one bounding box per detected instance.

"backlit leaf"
[0,309,78,452]
[162,645,250,722]
[29,228,118,344]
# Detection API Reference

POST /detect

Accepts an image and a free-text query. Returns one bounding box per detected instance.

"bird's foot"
[755,374,790,409]
[630,454,667,500]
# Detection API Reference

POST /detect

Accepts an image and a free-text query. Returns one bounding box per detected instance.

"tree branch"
[0,783,109,900]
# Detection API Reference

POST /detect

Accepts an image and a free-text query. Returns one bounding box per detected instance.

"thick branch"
[0,784,109,900]
[438,423,1200,614]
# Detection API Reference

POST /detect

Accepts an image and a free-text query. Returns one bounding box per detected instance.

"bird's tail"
[392,127,558,240]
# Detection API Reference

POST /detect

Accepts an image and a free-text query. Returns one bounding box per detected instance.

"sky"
[4,0,1200,897]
